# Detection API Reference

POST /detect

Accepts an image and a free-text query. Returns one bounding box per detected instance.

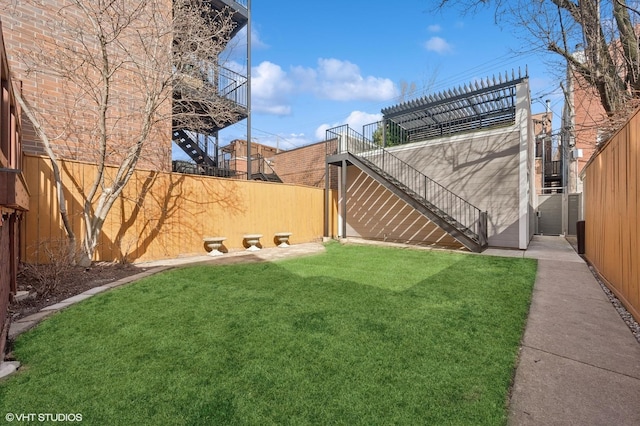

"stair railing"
[209,64,248,108]
[250,154,279,179]
[172,129,214,164]
[326,125,487,246]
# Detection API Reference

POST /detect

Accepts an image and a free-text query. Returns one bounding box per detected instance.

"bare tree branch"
[15,92,76,253]
[437,0,640,124]
[10,0,239,264]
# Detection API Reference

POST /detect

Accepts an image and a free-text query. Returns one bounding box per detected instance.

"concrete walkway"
[488,236,640,426]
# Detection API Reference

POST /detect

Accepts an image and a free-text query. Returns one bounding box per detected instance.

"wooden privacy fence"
[22,155,337,263]
[583,108,640,322]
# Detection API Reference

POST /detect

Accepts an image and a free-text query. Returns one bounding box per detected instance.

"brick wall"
[572,74,605,175]
[1,17,25,361]
[0,217,10,358]
[0,0,173,171]
[271,140,338,189]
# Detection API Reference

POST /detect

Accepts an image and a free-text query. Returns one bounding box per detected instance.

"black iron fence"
[172,160,238,178]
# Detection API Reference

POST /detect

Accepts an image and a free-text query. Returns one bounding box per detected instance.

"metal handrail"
[326,124,487,245]
[250,154,278,177]
[206,64,248,108]
[231,0,248,9]
[175,62,247,109]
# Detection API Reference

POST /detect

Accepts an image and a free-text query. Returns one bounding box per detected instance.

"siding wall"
[0,217,12,358]
[583,108,640,322]
[23,155,333,263]
[1,18,26,358]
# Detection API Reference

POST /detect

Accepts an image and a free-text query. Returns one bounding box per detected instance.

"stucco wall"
[345,166,464,249]
[383,128,523,248]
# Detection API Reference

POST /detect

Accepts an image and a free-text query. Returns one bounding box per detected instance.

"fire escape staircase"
[172,63,248,172]
[327,128,488,253]
[173,129,216,168]
[251,154,282,183]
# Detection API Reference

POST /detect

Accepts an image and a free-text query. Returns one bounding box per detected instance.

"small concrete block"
[275,232,292,248]
[40,301,72,311]
[204,237,227,256]
[0,361,21,379]
[61,294,93,304]
[82,286,110,295]
[14,291,32,302]
[8,321,38,339]
[243,234,263,251]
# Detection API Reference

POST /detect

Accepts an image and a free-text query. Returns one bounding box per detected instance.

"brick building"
[563,69,607,194]
[222,139,279,176]
[271,140,338,189]
[0,20,29,362]
[532,109,558,195]
[0,0,176,171]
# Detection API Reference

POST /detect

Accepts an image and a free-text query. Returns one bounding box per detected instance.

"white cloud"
[226,60,245,74]
[251,27,269,49]
[424,36,452,54]
[251,61,294,115]
[427,24,442,32]
[314,124,332,141]
[250,58,398,117]
[315,110,382,140]
[314,58,398,101]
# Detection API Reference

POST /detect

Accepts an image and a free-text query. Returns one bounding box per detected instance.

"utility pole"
[246,0,252,180]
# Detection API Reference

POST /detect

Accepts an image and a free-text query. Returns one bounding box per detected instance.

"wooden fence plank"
[584,108,640,323]
[21,155,336,263]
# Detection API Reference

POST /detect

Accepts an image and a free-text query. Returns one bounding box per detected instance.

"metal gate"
[537,194,563,235]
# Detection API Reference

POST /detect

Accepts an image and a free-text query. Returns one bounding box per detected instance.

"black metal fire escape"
[172,0,250,178]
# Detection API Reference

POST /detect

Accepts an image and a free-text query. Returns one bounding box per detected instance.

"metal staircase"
[327,125,488,252]
[173,129,216,167]
[172,62,248,169]
[172,0,250,176]
[251,154,282,183]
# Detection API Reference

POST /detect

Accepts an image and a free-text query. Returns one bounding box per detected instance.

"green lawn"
[1,243,536,425]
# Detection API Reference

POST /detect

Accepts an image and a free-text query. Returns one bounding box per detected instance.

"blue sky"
[174,0,565,158]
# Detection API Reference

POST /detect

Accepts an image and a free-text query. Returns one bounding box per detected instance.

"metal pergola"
[381,70,528,143]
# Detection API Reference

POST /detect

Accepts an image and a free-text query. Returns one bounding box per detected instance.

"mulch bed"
[9,262,146,322]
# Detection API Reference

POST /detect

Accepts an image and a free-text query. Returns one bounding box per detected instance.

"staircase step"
[349,150,486,252]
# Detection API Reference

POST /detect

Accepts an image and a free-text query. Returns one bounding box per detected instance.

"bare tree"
[7,0,240,265]
[436,0,640,120]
